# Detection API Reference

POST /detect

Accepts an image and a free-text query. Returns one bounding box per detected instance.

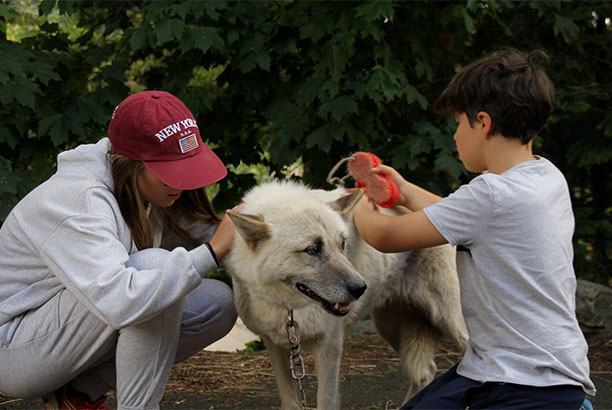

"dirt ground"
[2,328,611,410]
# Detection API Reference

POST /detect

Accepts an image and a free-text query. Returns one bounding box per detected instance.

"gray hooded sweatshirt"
[0,138,217,344]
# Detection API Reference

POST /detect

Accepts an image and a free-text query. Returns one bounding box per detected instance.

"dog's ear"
[227,210,271,251]
[329,189,364,217]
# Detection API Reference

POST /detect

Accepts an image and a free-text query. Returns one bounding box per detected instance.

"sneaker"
[581,398,594,410]
[42,386,109,410]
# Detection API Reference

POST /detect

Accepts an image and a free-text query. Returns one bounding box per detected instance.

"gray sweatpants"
[0,249,237,410]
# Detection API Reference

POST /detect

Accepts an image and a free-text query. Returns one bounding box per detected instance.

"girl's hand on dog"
[208,202,245,260]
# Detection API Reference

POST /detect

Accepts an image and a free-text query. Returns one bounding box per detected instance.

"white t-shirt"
[424,156,595,395]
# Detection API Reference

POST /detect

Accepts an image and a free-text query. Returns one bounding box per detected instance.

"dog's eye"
[304,245,321,256]
[304,238,323,256]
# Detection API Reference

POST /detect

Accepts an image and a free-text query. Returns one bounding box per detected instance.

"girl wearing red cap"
[0,91,240,409]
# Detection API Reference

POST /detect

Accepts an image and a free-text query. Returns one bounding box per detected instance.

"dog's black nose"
[350,283,367,299]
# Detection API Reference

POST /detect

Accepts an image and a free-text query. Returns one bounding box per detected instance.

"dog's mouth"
[296,283,352,316]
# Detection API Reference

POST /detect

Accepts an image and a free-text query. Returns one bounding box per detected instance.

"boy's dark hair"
[434,48,555,144]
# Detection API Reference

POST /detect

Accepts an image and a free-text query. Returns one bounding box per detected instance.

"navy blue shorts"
[401,364,585,409]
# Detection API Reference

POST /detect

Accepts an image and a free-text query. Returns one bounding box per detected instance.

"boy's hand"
[371,164,442,211]
[371,164,409,207]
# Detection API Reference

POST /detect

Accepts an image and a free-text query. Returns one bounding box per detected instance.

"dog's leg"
[372,303,441,405]
[266,340,303,410]
[312,329,344,410]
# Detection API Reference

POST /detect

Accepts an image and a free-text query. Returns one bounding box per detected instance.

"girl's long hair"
[109,149,220,250]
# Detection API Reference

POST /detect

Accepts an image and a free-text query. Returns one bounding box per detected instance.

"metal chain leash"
[286,310,308,410]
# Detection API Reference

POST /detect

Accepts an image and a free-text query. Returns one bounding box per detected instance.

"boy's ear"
[476,111,494,137]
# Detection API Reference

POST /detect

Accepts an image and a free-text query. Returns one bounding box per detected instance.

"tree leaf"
[256,52,271,71]
[406,134,433,157]
[9,77,40,109]
[299,22,327,42]
[189,26,225,54]
[360,65,403,104]
[553,14,580,44]
[460,7,475,34]
[156,19,174,43]
[434,153,464,179]
[38,113,67,146]
[354,1,396,23]
[319,95,358,122]
[38,0,57,16]
[405,84,428,110]
[0,4,19,20]
[0,84,15,104]
[0,126,18,150]
[129,27,148,51]
[306,123,337,152]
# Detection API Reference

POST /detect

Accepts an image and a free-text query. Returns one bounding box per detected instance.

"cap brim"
[143,145,227,190]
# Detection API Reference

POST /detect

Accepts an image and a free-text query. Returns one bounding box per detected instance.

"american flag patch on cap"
[178,134,199,153]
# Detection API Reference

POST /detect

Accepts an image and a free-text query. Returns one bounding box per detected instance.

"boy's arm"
[353,195,447,253]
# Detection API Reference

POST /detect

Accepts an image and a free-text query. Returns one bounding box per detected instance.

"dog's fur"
[226,181,467,409]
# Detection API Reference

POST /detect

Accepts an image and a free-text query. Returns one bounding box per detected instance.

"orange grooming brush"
[348,152,399,208]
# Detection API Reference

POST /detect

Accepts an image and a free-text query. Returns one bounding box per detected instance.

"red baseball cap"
[108,91,227,190]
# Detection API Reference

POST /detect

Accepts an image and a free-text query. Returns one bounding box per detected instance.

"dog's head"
[225,181,367,317]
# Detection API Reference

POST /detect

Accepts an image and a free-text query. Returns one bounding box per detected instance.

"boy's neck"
[485,134,536,174]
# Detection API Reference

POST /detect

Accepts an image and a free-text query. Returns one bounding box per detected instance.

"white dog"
[225,180,467,410]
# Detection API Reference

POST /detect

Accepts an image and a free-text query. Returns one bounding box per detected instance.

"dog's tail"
[398,322,440,403]
[372,306,441,404]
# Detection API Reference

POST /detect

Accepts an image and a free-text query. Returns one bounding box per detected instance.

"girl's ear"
[476,111,494,137]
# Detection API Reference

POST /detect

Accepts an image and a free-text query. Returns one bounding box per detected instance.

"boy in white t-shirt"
[353,48,595,409]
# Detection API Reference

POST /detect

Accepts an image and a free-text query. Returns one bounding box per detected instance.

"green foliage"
[1,0,611,284]
[237,337,267,356]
